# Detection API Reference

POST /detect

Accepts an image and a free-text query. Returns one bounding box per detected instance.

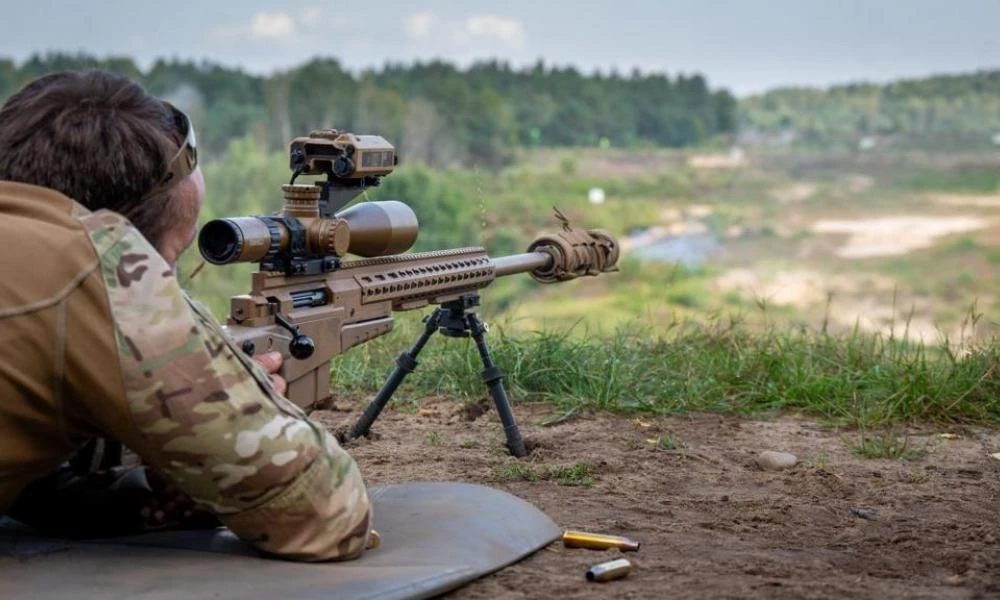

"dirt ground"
[315,399,1000,600]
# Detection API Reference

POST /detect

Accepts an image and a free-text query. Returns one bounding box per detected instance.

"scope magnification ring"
[257,217,284,262]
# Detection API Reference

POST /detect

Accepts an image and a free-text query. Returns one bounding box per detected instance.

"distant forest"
[1,53,997,164]
[741,70,1000,149]
[0,53,736,167]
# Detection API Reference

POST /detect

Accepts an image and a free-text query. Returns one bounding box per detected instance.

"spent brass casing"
[586,558,632,582]
[366,530,381,550]
[562,530,640,552]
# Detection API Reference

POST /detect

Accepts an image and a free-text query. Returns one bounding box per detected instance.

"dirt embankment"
[317,400,1000,599]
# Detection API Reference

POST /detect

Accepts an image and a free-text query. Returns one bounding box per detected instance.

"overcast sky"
[0,0,997,95]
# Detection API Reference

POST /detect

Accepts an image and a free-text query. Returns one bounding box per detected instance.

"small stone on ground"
[757,450,798,470]
[851,507,877,520]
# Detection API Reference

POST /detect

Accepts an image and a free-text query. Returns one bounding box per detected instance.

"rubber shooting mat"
[0,482,561,600]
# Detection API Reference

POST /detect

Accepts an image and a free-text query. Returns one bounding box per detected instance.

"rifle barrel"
[491,252,552,277]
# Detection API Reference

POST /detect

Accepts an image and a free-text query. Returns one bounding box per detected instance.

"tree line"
[741,70,1000,149]
[3,52,995,160]
[0,52,737,167]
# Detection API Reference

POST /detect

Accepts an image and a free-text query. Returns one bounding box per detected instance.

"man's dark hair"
[0,70,184,247]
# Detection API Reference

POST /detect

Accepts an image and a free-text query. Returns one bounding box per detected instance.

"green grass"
[898,166,1000,194]
[805,451,830,469]
[650,434,683,452]
[547,463,595,486]
[846,429,927,460]
[493,462,595,486]
[494,463,540,482]
[331,312,1000,428]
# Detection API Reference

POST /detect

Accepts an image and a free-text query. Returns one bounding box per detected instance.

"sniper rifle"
[196,129,620,456]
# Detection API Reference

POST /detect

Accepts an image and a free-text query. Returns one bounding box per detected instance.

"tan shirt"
[0,181,371,561]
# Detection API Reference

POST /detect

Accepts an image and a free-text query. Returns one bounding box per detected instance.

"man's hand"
[140,467,220,530]
[253,351,287,396]
[8,464,220,536]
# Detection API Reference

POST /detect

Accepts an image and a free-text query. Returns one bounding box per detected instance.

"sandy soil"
[771,183,818,204]
[932,194,1000,209]
[315,399,1000,599]
[688,150,747,170]
[811,216,987,259]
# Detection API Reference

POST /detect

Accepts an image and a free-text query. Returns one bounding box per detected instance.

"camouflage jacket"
[0,181,371,561]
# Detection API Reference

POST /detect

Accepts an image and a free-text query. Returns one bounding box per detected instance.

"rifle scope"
[198,184,418,265]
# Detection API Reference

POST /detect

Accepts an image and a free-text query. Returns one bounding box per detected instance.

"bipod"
[344,294,528,457]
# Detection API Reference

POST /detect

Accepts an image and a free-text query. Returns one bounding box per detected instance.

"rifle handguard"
[527,228,620,283]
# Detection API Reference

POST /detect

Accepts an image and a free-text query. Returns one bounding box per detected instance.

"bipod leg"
[346,309,442,441]
[466,313,528,457]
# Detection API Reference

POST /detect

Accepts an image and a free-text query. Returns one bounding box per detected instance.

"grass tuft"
[652,434,683,451]
[494,463,540,482]
[805,451,830,469]
[846,429,927,460]
[548,463,595,486]
[493,462,596,486]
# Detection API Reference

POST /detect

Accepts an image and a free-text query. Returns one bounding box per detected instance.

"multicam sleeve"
[81,210,371,561]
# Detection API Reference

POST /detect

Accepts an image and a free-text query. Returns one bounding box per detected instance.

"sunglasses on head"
[142,102,198,200]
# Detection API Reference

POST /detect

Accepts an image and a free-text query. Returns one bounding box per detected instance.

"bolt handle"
[273,310,316,360]
[289,335,316,359]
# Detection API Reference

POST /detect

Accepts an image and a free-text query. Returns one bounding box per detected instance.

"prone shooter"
[197,130,620,456]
